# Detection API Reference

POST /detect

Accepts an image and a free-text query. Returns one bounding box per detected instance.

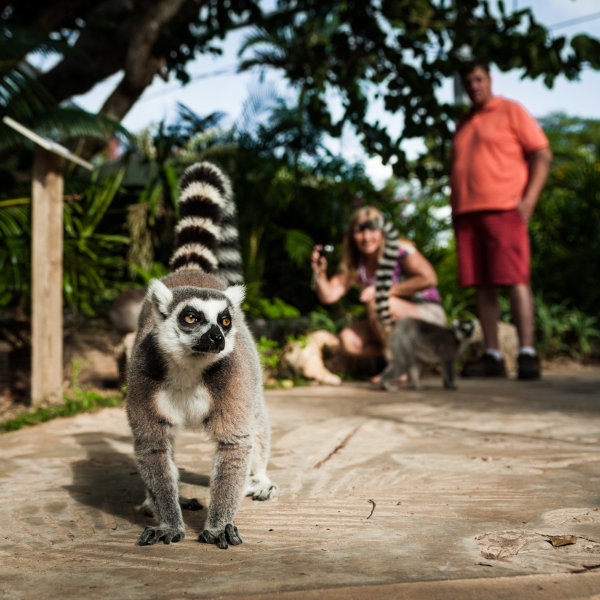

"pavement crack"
[313,422,363,469]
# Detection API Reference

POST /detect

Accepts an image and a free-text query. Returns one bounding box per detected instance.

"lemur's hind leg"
[407,364,422,389]
[245,403,278,501]
[442,359,457,390]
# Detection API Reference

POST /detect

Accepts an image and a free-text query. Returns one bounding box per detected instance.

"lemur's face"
[452,319,475,342]
[147,280,245,362]
[176,298,233,354]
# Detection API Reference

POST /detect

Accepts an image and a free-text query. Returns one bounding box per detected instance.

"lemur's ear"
[224,284,245,311]
[147,279,173,320]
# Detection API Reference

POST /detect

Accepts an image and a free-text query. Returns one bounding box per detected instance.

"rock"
[459,321,519,375]
[283,330,343,386]
[109,288,145,334]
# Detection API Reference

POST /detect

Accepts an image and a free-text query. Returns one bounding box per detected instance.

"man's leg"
[476,286,500,349]
[461,286,506,377]
[454,212,505,377]
[508,283,535,348]
[509,283,540,379]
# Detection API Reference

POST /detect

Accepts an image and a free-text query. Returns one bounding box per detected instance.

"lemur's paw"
[137,525,185,546]
[381,378,401,391]
[198,524,242,549]
[246,476,278,501]
[180,497,203,511]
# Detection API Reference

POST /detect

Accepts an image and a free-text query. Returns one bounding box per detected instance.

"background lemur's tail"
[170,161,244,285]
[374,220,400,333]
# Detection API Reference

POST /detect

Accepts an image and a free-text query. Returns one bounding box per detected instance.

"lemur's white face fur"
[451,319,475,343]
[147,279,245,365]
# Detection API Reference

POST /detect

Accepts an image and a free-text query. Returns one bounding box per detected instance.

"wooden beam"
[3,116,93,171]
[31,147,64,404]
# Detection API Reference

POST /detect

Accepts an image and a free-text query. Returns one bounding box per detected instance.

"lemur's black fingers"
[138,526,160,546]
[225,524,243,546]
[198,529,218,544]
[165,531,184,544]
[138,526,184,546]
[198,525,242,549]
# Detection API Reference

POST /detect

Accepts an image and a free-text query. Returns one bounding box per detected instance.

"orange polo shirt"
[450,96,549,216]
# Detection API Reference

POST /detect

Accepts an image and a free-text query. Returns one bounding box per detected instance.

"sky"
[71,0,600,184]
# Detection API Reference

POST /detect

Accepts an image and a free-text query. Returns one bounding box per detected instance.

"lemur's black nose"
[208,326,224,344]
[194,325,225,353]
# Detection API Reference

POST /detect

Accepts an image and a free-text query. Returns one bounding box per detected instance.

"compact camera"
[318,244,334,257]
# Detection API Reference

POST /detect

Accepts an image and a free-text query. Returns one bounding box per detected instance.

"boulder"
[283,330,343,385]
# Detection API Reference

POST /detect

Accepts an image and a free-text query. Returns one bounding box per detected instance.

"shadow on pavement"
[63,431,210,532]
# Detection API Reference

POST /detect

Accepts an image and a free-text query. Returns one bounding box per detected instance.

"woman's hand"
[311,247,349,305]
[311,245,328,274]
[360,285,376,304]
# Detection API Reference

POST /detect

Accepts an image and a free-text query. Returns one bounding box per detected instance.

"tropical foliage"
[2,1,599,175]
[0,25,122,154]
[0,4,599,364]
[530,114,600,317]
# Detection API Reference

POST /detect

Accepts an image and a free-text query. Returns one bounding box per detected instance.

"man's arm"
[519,146,552,222]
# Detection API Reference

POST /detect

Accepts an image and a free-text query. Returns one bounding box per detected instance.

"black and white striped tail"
[170,161,244,285]
[374,220,400,333]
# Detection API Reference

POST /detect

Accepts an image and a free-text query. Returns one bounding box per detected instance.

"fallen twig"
[313,423,363,468]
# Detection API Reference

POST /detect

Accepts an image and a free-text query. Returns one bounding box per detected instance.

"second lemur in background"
[374,220,474,389]
[126,161,277,550]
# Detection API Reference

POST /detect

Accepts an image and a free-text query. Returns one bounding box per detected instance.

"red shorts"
[453,209,530,287]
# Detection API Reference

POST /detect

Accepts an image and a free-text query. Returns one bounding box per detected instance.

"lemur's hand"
[138,525,185,545]
[198,524,243,549]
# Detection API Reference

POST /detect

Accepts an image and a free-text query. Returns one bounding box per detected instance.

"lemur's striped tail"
[374,220,400,333]
[170,161,244,285]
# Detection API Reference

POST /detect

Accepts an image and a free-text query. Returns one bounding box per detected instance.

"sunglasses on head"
[355,218,382,233]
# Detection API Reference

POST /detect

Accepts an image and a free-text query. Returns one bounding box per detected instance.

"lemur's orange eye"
[184,314,197,324]
[222,317,231,327]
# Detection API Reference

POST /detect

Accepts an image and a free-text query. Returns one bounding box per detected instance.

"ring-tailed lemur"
[379,317,474,390]
[126,161,277,549]
[373,218,474,389]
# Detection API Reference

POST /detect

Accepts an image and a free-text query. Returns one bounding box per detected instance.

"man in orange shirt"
[450,59,552,379]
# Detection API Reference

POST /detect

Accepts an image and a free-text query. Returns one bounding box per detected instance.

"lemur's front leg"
[134,436,185,545]
[198,437,252,549]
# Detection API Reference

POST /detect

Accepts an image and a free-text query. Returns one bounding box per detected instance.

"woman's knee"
[339,327,363,356]
[389,297,422,321]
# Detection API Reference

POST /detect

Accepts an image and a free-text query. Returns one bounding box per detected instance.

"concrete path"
[1,367,600,599]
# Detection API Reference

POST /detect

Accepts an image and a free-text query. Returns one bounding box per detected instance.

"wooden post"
[3,116,92,405]
[31,147,64,404]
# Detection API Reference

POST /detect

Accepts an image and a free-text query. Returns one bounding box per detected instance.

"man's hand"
[517,200,536,223]
[520,146,553,223]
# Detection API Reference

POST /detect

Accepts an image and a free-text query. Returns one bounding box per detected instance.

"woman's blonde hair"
[339,206,384,283]
[339,206,413,284]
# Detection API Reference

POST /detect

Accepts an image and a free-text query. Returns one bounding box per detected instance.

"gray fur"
[380,318,475,390]
[126,162,276,549]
